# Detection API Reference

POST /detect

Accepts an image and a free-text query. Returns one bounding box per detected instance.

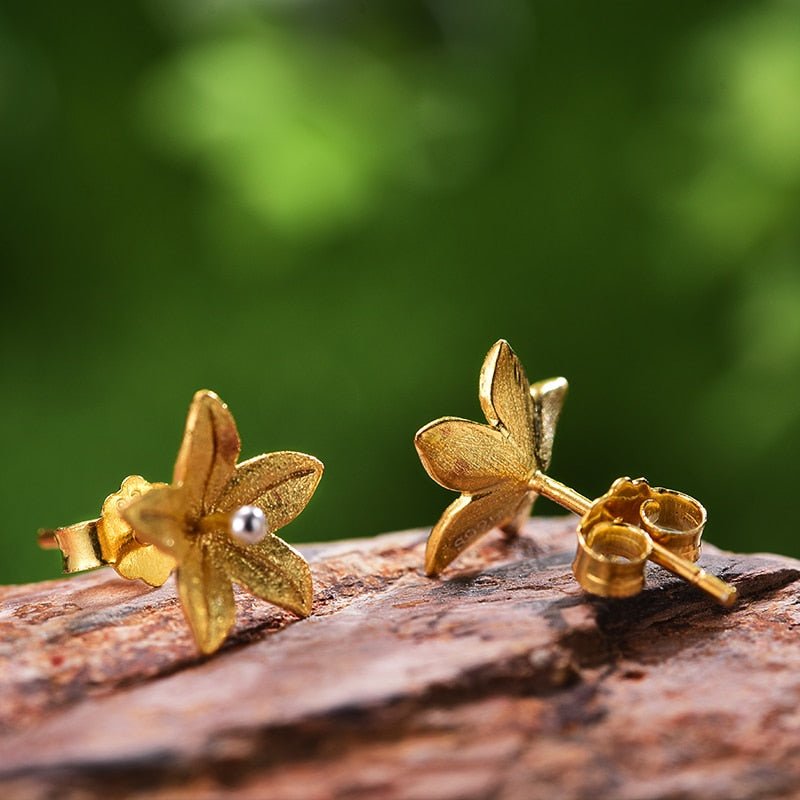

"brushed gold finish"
[40,390,322,654]
[416,340,567,576]
[415,339,737,607]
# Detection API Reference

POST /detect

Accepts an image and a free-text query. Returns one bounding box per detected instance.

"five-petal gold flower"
[122,390,321,654]
[415,340,567,575]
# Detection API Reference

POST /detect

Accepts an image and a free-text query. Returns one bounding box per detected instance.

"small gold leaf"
[177,537,236,655]
[414,417,528,493]
[217,452,324,535]
[173,390,241,517]
[424,482,528,576]
[479,340,535,459]
[530,377,568,473]
[121,486,190,560]
[222,534,313,617]
[115,538,175,587]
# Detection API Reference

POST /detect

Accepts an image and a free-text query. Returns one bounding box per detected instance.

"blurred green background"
[2,1,799,584]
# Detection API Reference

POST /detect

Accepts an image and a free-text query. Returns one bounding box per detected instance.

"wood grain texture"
[1,519,799,800]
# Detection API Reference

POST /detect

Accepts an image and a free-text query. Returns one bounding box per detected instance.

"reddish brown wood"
[1,519,799,800]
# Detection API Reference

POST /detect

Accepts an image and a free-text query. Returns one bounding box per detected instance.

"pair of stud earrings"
[39,340,736,655]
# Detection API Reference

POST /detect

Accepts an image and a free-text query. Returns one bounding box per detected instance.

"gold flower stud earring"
[40,390,322,653]
[414,340,737,607]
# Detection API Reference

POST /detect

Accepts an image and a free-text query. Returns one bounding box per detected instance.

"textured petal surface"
[500,490,536,537]
[530,376,568,473]
[479,340,535,464]
[424,482,528,576]
[173,390,241,517]
[222,534,313,617]
[121,486,189,560]
[115,540,175,587]
[176,536,236,655]
[216,452,323,534]
[414,417,528,492]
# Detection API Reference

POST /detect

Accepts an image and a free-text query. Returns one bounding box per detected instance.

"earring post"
[648,540,737,606]
[37,530,59,549]
[528,472,591,516]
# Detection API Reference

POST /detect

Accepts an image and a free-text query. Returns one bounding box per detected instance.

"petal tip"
[423,555,443,578]
[309,454,324,476]
[532,376,568,397]
[194,388,222,402]
[487,339,515,363]
[190,389,230,414]
[300,453,324,495]
[298,590,314,618]
[413,420,436,451]
[424,537,453,577]
[197,634,226,656]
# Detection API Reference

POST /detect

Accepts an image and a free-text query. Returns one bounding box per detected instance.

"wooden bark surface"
[1,518,799,800]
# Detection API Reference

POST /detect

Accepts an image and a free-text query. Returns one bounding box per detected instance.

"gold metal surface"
[573,521,652,598]
[38,520,105,574]
[416,340,566,576]
[415,339,737,607]
[573,478,736,606]
[40,390,322,654]
[38,476,175,586]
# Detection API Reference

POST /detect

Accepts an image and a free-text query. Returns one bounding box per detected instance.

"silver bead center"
[230,505,268,545]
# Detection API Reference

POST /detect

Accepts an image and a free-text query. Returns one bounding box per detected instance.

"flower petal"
[115,540,176,587]
[96,475,175,584]
[176,536,236,655]
[216,452,323,534]
[222,534,312,617]
[414,417,528,492]
[425,482,529,576]
[500,490,536,537]
[173,390,241,517]
[479,340,535,462]
[530,376,568,472]
[98,475,166,557]
[121,485,189,560]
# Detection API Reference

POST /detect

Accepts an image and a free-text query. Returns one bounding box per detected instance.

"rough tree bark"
[1,518,799,800]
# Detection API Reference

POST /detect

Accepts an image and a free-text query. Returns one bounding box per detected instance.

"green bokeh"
[2,1,799,585]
